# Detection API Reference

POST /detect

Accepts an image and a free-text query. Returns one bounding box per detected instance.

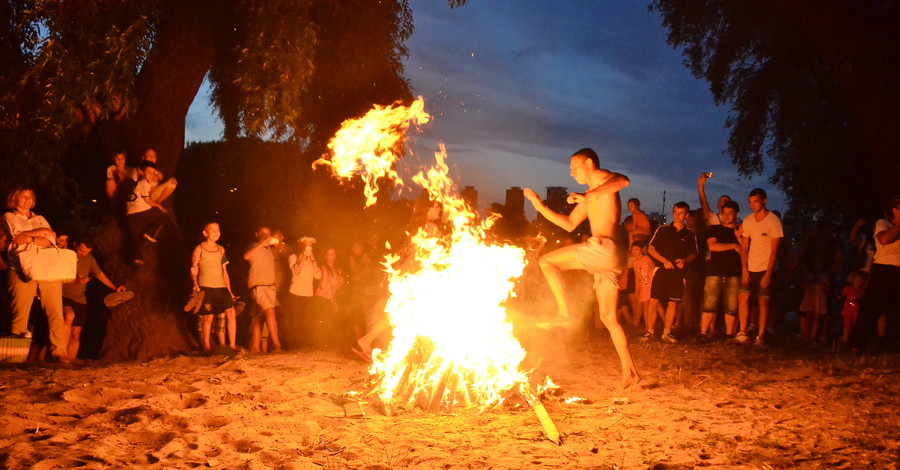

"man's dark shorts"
[199,287,234,316]
[63,298,89,327]
[651,268,685,303]
[739,271,771,299]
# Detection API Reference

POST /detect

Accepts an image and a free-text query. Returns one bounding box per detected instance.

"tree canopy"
[0,0,432,360]
[0,0,420,209]
[651,0,900,220]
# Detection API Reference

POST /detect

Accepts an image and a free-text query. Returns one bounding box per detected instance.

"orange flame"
[314,96,430,206]
[323,98,531,414]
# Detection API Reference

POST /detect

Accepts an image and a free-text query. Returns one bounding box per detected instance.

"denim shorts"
[702,276,740,316]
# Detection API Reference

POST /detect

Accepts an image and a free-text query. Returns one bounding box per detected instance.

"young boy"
[190,222,237,352]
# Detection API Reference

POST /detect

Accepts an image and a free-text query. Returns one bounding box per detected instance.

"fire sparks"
[318,97,534,414]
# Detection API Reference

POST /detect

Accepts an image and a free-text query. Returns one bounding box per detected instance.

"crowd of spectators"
[611,173,900,353]
[3,148,899,363]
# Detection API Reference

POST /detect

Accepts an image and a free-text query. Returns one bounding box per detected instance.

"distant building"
[460,185,478,212]
[544,186,569,214]
[486,186,528,241]
[532,186,590,243]
[545,186,568,202]
[648,211,665,225]
[505,186,525,219]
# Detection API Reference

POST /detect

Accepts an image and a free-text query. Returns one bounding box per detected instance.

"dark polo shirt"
[649,224,698,271]
[706,224,742,277]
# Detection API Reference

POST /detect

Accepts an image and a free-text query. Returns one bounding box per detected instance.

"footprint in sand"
[30,458,89,469]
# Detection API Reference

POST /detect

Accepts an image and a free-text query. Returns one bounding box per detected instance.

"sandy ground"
[2,329,900,469]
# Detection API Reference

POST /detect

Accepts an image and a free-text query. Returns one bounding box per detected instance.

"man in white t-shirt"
[736,188,783,345]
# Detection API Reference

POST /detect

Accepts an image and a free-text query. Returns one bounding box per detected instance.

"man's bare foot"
[619,373,642,392]
[535,316,576,330]
[356,338,372,358]
[351,347,373,362]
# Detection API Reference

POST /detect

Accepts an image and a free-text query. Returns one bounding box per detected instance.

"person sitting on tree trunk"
[125,161,170,265]
[105,150,138,202]
[139,148,178,204]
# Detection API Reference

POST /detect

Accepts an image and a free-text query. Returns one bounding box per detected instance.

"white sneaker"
[735,332,750,344]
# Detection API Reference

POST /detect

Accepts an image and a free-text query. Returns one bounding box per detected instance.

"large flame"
[314,97,430,206]
[318,98,532,414]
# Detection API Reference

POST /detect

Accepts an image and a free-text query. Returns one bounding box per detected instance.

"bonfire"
[315,97,560,443]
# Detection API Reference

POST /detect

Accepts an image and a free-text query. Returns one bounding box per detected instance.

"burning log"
[520,384,561,445]
[383,337,436,415]
[427,364,456,412]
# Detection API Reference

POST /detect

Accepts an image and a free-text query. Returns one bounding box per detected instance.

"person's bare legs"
[250,314,263,352]
[357,316,389,358]
[215,314,226,346]
[67,326,82,360]
[662,301,678,337]
[645,299,660,336]
[225,308,237,348]
[798,311,811,340]
[724,313,737,336]
[595,279,640,390]
[150,178,177,203]
[537,245,587,323]
[737,291,751,336]
[62,306,74,356]
[200,315,213,351]
[640,301,652,332]
[699,311,715,336]
[629,293,642,328]
[757,297,770,341]
[262,307,281,351]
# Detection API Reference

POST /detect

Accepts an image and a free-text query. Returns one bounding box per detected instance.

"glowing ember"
[319,98,534,414]
[314,96,430,206]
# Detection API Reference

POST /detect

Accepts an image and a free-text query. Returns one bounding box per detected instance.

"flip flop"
[183,290,205,313]
[351,348,372,362]
[104,291,135,307]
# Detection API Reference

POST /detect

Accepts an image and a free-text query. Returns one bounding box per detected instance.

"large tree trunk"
[95,0,227,361]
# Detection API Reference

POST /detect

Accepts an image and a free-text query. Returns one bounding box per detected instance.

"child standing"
[631,240,657,341]
[190,222,237,352]
[840,269,868,344]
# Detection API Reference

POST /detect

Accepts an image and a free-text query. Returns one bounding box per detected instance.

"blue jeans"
[702,276,740,316]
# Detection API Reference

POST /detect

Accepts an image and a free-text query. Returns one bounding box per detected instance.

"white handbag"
[18,241,77,282]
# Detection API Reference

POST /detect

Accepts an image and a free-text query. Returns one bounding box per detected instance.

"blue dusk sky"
[184,0,786,219]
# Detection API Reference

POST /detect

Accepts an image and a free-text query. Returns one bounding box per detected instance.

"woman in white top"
[1,187,69,363]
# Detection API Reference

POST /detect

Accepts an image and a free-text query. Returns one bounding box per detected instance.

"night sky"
[185,0,786,219]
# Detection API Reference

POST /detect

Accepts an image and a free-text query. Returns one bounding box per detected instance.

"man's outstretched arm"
[524,187,586,232]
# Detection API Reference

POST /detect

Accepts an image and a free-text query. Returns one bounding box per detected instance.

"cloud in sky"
[401,0,785,215]
[185,0,786,216]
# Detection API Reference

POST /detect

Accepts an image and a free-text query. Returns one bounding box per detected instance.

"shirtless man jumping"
[524,148,640,390]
